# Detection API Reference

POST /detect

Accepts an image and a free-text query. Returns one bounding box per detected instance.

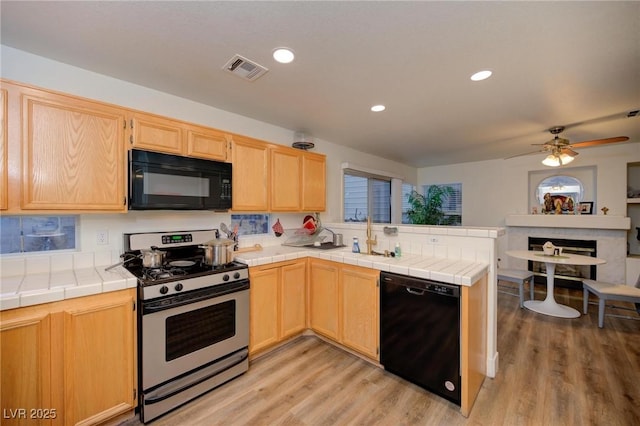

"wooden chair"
[582,278,640,328]
[497,268,534,308]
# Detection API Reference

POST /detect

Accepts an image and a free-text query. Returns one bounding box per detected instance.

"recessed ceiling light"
[273,48,295,64]
[371,105,386,112]
[470,70,492,81]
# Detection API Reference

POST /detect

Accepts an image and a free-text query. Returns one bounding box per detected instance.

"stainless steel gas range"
[123,229,249,423]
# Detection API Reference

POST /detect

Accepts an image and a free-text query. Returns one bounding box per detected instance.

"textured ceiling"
[2,1,639,167]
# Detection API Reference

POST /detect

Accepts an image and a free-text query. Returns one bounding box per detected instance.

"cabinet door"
[302,152,326,211]
[341,265,379,359]
[186,125,229,161]
[270,147,301,211]
[0,310,52,426]
[1,88,7,210]
[309,259,340,340]
[21,89,126,210]
[280,260,307,339]
[129,112,183,154]
[249,266,279,354]
[63,290,136,426]
[231,136,269,211]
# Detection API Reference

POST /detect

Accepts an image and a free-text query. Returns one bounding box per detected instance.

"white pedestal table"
[506,250,606,318]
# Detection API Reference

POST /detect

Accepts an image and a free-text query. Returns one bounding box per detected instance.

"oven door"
[141,284,249,390]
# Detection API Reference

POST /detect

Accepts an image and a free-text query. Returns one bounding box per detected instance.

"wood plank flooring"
[121,286,639,426]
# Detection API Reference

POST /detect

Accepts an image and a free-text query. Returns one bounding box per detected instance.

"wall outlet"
[96,230,109,245]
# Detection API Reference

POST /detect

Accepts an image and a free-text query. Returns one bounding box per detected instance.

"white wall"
[1,46,416,252]
[418,142,640,227]
[5,45,637,247]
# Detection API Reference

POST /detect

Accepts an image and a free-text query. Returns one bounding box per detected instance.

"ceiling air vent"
[223,54,268,81]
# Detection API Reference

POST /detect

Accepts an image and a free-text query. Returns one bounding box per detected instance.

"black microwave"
[129,149,232,211]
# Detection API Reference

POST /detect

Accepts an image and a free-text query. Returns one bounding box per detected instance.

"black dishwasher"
[380,271,461,405]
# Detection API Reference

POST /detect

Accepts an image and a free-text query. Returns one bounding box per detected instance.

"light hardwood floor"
[122,286,639,426]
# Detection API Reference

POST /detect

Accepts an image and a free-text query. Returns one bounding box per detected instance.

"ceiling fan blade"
[561,148,579,157]
[570,136,629,148]
[504,149,544,160]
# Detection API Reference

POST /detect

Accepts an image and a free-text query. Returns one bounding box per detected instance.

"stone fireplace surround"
[505,215,630,284]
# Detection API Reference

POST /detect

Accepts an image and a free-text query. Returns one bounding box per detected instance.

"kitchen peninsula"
[234,229,493,417]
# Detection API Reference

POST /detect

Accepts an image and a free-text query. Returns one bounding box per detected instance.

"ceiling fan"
[508,126,629,167]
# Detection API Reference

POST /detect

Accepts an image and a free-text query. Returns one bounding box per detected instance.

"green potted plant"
[406,186,459,225]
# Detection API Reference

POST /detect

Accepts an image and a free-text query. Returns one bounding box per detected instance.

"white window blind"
[344,170,391,223]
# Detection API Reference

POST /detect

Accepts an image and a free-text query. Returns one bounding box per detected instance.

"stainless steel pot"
[199,238,235,266]
[141,247,166,268]
[333,233,343,246]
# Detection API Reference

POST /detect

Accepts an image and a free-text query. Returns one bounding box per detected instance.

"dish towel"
[272,218,284,237]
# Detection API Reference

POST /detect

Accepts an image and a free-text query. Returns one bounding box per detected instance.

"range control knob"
[223,274,230,282]
[175,283,184,292]
[159,285,169,295]
[233,272,241,279]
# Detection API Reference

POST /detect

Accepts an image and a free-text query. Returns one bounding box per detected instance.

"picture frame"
[579,201,593,215]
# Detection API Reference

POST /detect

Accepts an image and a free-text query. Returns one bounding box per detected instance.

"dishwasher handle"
[380,271,460,298]
[406,287,425,296]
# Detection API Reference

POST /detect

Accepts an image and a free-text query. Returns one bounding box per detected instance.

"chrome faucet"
[365,216,377,255]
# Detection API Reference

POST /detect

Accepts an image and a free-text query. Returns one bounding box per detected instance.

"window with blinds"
[401,183,415,224]
[422,183,462,225]
[344,170,391,223]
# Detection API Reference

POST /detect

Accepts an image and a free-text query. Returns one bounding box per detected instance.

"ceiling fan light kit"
[542,152,575,167]
[510,124,631,167]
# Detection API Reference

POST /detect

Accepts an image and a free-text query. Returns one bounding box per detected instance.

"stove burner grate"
[143,267,189,281]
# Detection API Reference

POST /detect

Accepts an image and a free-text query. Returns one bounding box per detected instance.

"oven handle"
[142,280,249,314]
[144,348,248,405]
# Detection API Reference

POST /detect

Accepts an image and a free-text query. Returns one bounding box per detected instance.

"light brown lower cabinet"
[250,257,486,416]
[0,289,137,426]
[339,265,379,359]
[308,259,379,360]
[249,259,307,356]
[308,259,340,340]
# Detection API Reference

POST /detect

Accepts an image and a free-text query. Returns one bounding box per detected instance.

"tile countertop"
[1,252,137,311]
[1,244,489,312]
[234,245,489,287]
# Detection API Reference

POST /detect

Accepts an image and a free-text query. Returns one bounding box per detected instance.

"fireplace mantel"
[505,214,630,230]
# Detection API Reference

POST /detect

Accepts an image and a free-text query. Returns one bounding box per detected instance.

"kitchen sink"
[304,242,346,250]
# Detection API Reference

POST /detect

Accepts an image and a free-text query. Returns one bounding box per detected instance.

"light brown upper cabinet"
[231,135,270,211]
[1,88,7,210]
[301,151,326,211]
[128,112,183,155]
[129,112,230,162]
[233,137,326,212]
[186,125,230,161]
[271,147,326,212]
[270,146,302,211]
[19,84,127,211]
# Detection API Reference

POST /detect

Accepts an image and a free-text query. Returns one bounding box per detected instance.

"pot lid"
[203,238,235,246]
